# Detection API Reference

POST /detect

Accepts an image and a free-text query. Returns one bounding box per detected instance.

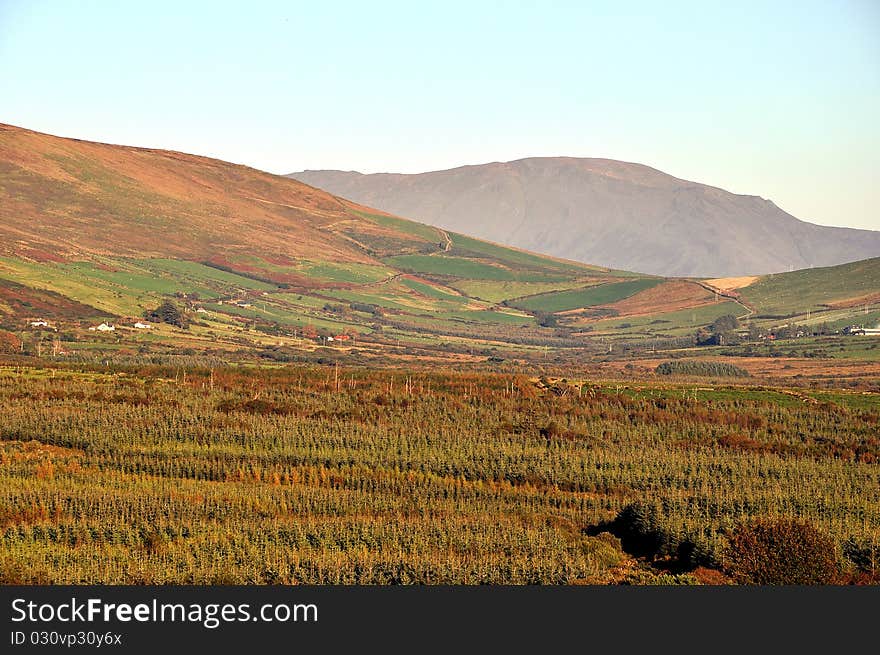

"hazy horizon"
[2,0,878,231]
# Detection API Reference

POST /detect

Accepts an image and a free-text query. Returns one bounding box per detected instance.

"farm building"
[133,322,152,329]
[89,323,116,332]
[844,325,880,336]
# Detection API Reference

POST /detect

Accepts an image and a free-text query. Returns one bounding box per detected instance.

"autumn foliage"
[723,518,839,585]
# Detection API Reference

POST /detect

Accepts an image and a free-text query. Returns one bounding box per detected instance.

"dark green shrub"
[146,300,187,328]
[610,502,676,558]
[842,537,879,576]
[655,360,749,377]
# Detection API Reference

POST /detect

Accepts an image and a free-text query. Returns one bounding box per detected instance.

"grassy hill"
[739,257,880,317]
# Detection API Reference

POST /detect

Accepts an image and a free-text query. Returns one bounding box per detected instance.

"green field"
[0,258,172,316]
[438,309,534,325]
[590,301,745,335]
[203,301,360,333]
[321,287,446,313]
[512,278,663,313]
[723,336,880,361]
[211,253,394,286]
[354,209,441,243]
[451,279,600,303]
[0,257,280,317]
[446,232,596,274]
[384,254,566,281]
[140,259,277,291]
[741,257,880,316]
[399,277,470,303]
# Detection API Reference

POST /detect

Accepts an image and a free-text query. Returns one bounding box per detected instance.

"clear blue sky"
[2,0,878,230]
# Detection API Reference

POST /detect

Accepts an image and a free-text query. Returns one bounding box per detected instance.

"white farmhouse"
[133,322,152,329]
[89,323,116,332]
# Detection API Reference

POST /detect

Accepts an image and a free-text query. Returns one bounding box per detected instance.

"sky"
[1,0,878,230]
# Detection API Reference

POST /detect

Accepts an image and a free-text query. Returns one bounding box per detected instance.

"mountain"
[288,158,880,277]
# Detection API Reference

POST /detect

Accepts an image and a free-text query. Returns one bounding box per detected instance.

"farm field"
[384,254,568,282]
[512,279,663,313]
[586,301,746,335]
[1,361,878,585]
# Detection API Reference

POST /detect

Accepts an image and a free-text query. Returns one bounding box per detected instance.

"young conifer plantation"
[1,362,877,584]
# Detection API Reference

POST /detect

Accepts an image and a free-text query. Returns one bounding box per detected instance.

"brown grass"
[0,123,423,267]
[827,292,880,310]
[705,276,760,292]
[599,280,716,317]
[0,279,104,320]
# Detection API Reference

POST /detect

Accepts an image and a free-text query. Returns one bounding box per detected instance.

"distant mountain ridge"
[289,158,880,277]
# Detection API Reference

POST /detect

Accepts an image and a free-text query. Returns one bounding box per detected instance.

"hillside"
[734,257,880,319]
[0,123,652,354]
[0,123,377,265]
[289,159,880,277]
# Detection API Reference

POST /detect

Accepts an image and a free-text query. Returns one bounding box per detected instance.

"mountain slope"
[0,123,381,265]
[0,123,646,346]
[289,158,880,277]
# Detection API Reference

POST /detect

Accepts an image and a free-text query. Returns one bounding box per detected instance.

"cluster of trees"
[695,314,741,346]
[145,300,187,328]
[655,360,750,377]
[535,312,558,328]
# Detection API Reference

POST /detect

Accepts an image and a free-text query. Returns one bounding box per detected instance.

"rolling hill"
[736,257,880,316]
[289,158,880,277]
